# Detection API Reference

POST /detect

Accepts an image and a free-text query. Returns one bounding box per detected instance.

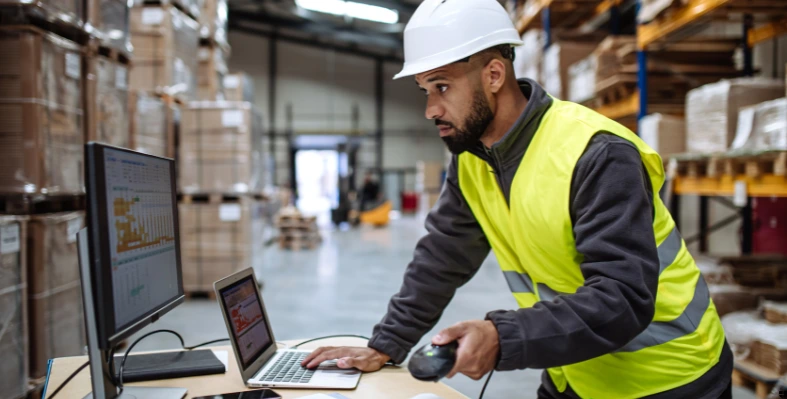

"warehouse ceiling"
[228,0,425,60]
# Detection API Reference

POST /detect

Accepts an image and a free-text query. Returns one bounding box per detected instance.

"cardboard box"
[179,102,263,193]
[639,114,686,158]
[0,26,85,195]
[197,44,227,101]
[0,216,29,399]
[26,212,86,379]
[86,0,131,52]
[542,41,598,100]
[686,79,784,153]
[732,98,787,152]
[199,0,227,46]
[129,91,177,158]
[415,161,445,193]
[223,73,254,103]
[85,53,130,147]
[178,199,264,291]
[130,4,199,99]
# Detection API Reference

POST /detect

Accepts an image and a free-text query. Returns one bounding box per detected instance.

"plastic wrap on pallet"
[86,54,130,147]
[514,29,544,82]
[223,73,254,103]
[178,199,263,292]
[639,113,686,158]
[568,55,596,103]
[732,98,787,152]
[197,44,227,101]
[130,4,199,99]
[541,41,597,100]
[722,311,766,359]
[685,78,784,153]
[86,0,131,53]
[179,102,263,193]
[129,91,173,157]
[132,0,201,20]
[0,0,83,28]
[199,0,227,46]
[637,0,678,23]
[0,216,28,399]
[0,27,84,195]
[26,212,86,379]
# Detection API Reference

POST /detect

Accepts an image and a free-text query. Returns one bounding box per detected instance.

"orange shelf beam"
[638,0,731,49]
[748,17,787,47]
[674,174,787,197]
[593,91,639,120]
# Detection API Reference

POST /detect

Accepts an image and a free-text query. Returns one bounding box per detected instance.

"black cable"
[478,370,493,399]
[47,361,89,399]
[291,334,371,349]
[117,329,186,393]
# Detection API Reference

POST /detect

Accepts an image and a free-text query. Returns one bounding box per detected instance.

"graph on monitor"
[104,149,180,329]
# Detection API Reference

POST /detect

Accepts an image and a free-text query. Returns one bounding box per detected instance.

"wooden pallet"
[0,194,85,215]
[278,237,319,251]
[179,192,267,204]
[89,40,132,65]
[733,359,781,399]
[673,151,787,179]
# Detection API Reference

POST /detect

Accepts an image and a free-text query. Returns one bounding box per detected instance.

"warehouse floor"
[130,217,757,399]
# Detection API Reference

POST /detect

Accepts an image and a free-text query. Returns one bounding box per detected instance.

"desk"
[43,338,469,399]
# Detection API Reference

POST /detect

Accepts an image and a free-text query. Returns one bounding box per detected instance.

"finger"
[432,323,467,345]
[337,356,368,370]
[305,348,346,369]
[302,346,331,366]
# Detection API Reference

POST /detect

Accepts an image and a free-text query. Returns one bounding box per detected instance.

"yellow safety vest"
[457,99,725,398]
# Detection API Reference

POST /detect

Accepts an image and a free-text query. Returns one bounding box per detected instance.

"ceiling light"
[295,0,399,24]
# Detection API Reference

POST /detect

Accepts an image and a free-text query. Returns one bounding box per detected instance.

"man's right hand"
[301,346,390,372]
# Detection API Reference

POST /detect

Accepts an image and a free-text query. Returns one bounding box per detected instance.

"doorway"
[294,149,339,226]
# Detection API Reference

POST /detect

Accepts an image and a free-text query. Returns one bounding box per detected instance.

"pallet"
[733,359,781,399]
[87,38,132,65]
[179,192,267,204]
[673,151,787,180]
[0,194,85,215]
[278,236,319,251]
[0,3,89,45]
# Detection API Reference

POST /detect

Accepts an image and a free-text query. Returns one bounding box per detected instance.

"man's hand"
[301,347,390,372]
[432,320,500,380]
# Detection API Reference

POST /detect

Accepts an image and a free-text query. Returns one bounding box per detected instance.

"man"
[359,171,381,211]
[303,0,732,397]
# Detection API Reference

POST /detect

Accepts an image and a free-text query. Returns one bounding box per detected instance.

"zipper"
[483,146,509,208]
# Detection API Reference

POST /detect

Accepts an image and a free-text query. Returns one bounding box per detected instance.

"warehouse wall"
[227,32,444,186]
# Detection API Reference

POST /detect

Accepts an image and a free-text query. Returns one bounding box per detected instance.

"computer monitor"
[84,142,184,348]
[79,143,188,398]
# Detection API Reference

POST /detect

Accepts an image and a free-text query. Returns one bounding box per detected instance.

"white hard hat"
[394,0,524,80]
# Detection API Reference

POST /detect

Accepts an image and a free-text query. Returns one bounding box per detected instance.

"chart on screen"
[104,149,180,328]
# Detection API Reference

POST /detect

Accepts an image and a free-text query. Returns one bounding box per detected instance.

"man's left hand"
[432,320,500,380]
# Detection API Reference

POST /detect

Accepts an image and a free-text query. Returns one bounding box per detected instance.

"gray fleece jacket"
[368,79,731,398]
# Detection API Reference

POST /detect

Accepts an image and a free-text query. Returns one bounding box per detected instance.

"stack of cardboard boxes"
[415,161,445,214]
[0,216,28,399]
[197,0,229,101]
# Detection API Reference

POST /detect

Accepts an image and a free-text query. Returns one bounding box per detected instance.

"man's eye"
[438,85,448,93]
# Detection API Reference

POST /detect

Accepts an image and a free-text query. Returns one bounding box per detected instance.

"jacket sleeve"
[368,156,491,364]
[486,134,660,371]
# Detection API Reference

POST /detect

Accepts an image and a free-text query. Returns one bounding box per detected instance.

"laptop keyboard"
[261,352,315,384]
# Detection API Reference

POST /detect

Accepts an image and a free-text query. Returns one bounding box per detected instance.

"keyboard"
[260,352,315,384]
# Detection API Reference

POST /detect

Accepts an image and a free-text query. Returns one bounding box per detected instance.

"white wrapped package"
[514,30,544,82]
[638,0,677,23]
[640,113,686,158]
[685,78,784,153]
[568,56,596,103]
[732,98,787,152]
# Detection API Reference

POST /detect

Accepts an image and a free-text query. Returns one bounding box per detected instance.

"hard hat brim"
[393,38,524,80]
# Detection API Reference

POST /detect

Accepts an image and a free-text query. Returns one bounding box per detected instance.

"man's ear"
[484,59,507,94]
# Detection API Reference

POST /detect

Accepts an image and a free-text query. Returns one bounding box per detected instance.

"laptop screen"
[219,276,272,368]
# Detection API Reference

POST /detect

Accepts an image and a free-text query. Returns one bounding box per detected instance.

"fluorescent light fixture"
[295,0,399,24]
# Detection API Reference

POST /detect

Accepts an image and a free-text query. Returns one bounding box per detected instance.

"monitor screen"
[101,147,182,333]
[219,276,272,368]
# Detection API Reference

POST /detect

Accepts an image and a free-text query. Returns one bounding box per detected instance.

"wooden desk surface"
[44,338,468,399]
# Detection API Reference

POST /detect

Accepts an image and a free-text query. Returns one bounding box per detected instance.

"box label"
[733,180,748,207]
[66,53,81,80]
[116,66,128,89]
[222,110,244,127]
[223,75,239,89]
[219,204,242,222]
[142,8,164,25]
[198,47,210,61]
[0,224,20,254]
[67,217,83,243]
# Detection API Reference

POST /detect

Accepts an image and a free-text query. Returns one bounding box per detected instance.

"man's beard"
[439,91,494,155]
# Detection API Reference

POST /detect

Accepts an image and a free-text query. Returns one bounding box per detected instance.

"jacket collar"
[467,78,553,167]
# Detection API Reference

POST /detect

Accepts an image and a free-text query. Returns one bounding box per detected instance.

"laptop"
[215,268,362,389]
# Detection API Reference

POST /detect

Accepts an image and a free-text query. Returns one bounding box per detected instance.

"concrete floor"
[130,216,756,399]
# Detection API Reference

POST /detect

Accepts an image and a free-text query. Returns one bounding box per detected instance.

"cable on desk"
[478,370,493,399]
[47,361,89,399]
[291,334,371,349]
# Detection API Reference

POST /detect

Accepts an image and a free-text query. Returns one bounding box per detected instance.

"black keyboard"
[260,352,315,384]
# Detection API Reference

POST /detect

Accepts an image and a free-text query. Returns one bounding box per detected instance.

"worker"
[303,0,732,397]
[359,171,381,211]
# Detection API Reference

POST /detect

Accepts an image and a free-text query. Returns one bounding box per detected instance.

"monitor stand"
[77,229,187,399]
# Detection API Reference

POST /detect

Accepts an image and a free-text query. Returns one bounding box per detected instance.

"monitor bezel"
[85,142,185,350]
